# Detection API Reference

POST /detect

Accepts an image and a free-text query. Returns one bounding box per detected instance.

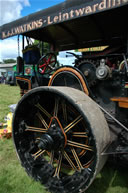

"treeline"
[0,59,16,64]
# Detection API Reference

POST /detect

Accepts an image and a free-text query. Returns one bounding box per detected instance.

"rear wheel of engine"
[13,87,110,193]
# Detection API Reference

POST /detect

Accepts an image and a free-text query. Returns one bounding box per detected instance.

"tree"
[3,59,16,64]
[34,40,50,55]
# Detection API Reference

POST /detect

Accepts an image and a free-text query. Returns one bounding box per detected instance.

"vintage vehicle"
[0,0,128,193]
[5,71,18,86]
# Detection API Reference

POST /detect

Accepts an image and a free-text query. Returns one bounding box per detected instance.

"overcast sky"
[0,0,77,64]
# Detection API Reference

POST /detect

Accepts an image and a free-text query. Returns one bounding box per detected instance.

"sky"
[0,0,79,65]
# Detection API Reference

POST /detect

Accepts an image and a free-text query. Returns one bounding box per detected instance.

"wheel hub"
[38,117,66,151]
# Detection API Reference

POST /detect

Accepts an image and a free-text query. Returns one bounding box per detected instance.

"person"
[1,75,5,83]
[25,67,31,75]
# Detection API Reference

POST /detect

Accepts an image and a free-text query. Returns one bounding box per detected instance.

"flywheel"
[48,67,89,95]
[12,86,110,193]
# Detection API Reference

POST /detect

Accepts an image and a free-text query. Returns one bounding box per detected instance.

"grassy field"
[0,84,20,122]
[0,84,128,193]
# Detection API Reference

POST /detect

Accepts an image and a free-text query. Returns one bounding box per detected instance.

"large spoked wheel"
[48,67,89,95]
[13,87,110,193]
[37,53,57,74]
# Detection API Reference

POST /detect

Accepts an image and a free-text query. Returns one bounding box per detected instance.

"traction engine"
[14,49,128,193]
[1,0,127,192]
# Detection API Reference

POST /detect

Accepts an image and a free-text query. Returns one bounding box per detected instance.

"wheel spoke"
[72,132,88,138]
[50,150,54,165]
[54,152,63,179]
[25,125,47,133]
[54,98,59,117]
[64,115,83,133]
[32,149,45,160]
[71,148,83,170]
[43,57,47,64]
[64,151,77,170]
[62,102,67,122]
[32,149,42,156]
[49,60,55,64]
[35,103,52,119]
[47,54,52,63]
[64,77,67,86]
[67,140,93,152]
[36,112,49,129]
[48,64,55,70]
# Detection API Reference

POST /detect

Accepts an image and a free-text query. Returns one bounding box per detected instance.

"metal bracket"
[101,141,128,156]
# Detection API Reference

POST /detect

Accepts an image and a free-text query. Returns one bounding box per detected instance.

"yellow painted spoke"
[72,132,88,135]
[35,103,52,119]
[36,112,49,129]
[25,125,47,133]
[64,151,77,170]
[67,140,93,152]
[50,150,54,165]
[32,149,42,156]
[72,132,88,138]
[71,148,83,170]
[64,115,83,133]
[54,153,62,179]
[32,150,45,160]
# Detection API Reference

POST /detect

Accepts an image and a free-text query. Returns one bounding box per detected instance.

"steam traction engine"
[0,0,128,193]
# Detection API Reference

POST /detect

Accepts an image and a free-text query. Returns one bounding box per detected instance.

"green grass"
[0,84,20,122]
[0,139,48,193]
[0,84,128,193]
[0,84,48,193]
